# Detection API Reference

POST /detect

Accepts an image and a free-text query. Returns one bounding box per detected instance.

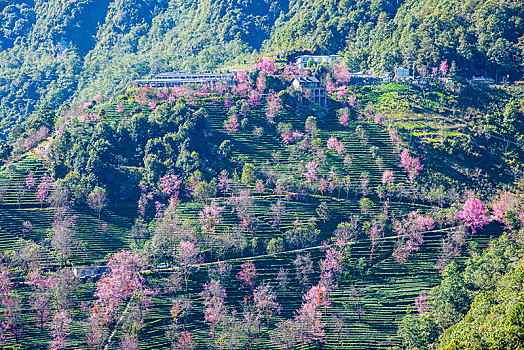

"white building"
[73,266,108,278]
[296,55,339,69]
[291,76,327,105]
[134,72,236,88]
[395,67,410,80]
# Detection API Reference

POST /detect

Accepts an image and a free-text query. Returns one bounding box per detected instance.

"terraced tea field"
[0,90,501,349]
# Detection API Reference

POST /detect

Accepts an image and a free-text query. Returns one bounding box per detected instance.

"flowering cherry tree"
[176,241,202,290]
[457,198,491,233]
[248,90,261,108]
[254,284,281,328]
[326,137,338,150]
[26,270,51,331]
[399,149,423,183]
[159,174,182,197]
[224,114,240,133]
[116,102,125,113]
[25,172,36,189]
[393,211,435,263]
[217,171,233,193]
[414,293,430,314]
[320,247,342,290]
[199,201,225,235]
[90,250,152,341]
[266,93,282,124]
[0,265,17,343]
[256,74,266,92]
[254,57,276,75]
[338,109,350,126]
[22,220,32,238]
[336,85,348,101]
[200,279,227,342]
[294,284,330,345]
[439,60,449,75]
[36,173,53,206]
[332,62,350,83]
[237,261,258,291]
[49,310,72,350]
[254,181,265,194]
[303,161,319,183]
[381,170,394,186]
[492,192,520,229]
[348,94,357,108]
[281,129,293,144]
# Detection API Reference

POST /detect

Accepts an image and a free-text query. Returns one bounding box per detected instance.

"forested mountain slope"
[1,0,523,137]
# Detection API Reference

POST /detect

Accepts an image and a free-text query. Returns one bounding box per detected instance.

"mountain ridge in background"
[0,0,523,136]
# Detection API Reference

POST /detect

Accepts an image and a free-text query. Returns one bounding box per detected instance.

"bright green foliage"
[399,233,524,350]
[439,261,524,349]
[241,162,257,185]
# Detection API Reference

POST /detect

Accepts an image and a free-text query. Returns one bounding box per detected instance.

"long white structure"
[296,55,339,69]
[134,72,236,88]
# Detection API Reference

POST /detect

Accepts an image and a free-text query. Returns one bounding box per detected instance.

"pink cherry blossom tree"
[176,241,202,290]
[237,261,258,291]
[49,310,72,350]
[439,60,449,76]
[294,284,330,345]
[171,331,197,350]
[332,62,350,83]
[399,149,423,183]
[254,57,276,75]
[335,141,346,154]
[248,90,261,108]
[116,102,125,113]
[320,247,342,290]
[224,114,240,133]
[254,181,265,194]
[25,172,36,190]
[200,279,228,343]
[26,270,51,331]
[347,94,357,108]
[266,93,282,124]
[303,161,319,184]
[393,211,435,263]
[253,284,281,329]
[457,198,491,233]
[326,137,345,154]
[338,109,350,126]
[414,293,430,314]
[0,265,16,343]
[281,129,293,144]
[159,174,182,197]
[217,171,233,194]
[90,250,152,341]
[381,170,394,186]
[22,220,32,238]
[256,74,267,92]
[36,173,53,207]
[199,201,225,236]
